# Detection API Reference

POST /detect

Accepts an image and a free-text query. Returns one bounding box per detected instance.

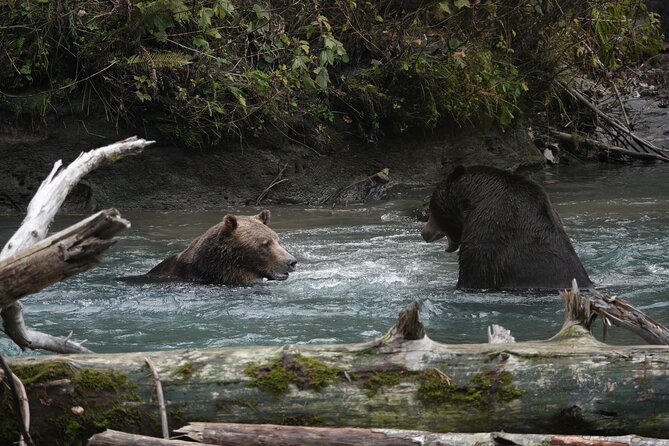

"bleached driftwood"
[3,296,669,444]
[88,430,202,446]
[487,324,515,344]
[0,136,154,353]
[171,423,669,446]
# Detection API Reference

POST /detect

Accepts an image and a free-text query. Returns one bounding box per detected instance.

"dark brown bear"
[421,165,591,290]
[146,210,297,284]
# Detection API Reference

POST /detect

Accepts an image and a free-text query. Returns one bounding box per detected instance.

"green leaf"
[313,66,330,90]
[154,31,168,42]
[198,7,214,29]
[193,37,210,49]
[228,86,247,108]
[291,55,309,71]
[215,0,235,18]
[454,0,470,8]
[302,73,317,91]
[253,3,269,20]
[448,38,462,50]
[207,28,222,39]
[438,1,451,14]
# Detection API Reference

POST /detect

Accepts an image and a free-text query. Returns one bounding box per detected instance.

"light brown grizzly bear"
[146,210,297,284]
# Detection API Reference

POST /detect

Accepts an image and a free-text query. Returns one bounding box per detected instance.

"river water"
[1,164,668,355]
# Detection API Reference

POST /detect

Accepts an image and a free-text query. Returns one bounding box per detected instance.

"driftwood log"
[90,426,669,446]
[0,209,129,308]
[0,136,153,354]
[2,293,669,444]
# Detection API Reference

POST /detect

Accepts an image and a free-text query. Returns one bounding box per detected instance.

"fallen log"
[88,430,216,446]
[172,422,669,446]
[2,295,669,444]
[0,209,129,308]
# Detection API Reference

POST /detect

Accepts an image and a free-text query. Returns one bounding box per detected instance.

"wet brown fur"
[147,210,296,284]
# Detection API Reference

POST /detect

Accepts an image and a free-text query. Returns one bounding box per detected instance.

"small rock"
[71,406,84,416]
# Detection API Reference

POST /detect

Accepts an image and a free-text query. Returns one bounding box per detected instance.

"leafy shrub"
[0,0,663,146]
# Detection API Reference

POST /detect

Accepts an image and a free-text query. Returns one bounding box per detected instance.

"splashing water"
[1,164,668,354]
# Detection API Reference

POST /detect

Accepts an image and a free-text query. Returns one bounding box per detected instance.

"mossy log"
[3,297,669,445]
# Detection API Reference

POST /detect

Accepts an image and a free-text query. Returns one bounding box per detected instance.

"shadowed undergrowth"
[0,0,663,147]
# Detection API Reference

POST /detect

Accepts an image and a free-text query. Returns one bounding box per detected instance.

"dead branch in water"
[560,280,669,345]
[0,136,154,354]
[324,168,390,208]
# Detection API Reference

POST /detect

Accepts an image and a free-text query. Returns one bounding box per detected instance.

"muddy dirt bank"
[0,117,543,214]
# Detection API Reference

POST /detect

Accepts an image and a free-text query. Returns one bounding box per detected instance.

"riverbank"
[0,117,543,214]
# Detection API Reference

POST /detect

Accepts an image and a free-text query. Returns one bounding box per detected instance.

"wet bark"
[0,209,129,308]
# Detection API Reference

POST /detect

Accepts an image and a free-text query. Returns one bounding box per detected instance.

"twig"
[0,355,34,446]
[255,163,289,205]
[0,61,118,99]
[145,357,169,439]
[609,80,630,128]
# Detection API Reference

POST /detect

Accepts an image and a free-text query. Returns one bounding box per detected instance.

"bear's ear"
[256,209,271,225]
[222,214,238,234]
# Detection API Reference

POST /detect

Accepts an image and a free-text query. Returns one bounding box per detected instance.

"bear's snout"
[421,217,445,243]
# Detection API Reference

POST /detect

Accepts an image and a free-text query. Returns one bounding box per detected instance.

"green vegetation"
[416,367,521,408]
[0,0,663,145]
[245,352,342,397]
[352,367,413,398]
[175,361,195,381]
[0,362,143,446]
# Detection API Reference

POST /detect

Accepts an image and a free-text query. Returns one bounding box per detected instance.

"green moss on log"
[175,361,195,381]
[245,353,343,398]
[351,367,416,398]
[0,362,144,446]
[416,367,521,409]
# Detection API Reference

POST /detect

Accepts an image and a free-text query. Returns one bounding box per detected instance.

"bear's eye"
[261,240,272,249]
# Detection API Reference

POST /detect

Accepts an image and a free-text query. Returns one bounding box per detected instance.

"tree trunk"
[2,299,669,445]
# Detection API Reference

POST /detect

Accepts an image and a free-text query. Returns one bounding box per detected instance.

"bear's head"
[220,209,297,281]
[421,166,467,252]
[146,209,297,284]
